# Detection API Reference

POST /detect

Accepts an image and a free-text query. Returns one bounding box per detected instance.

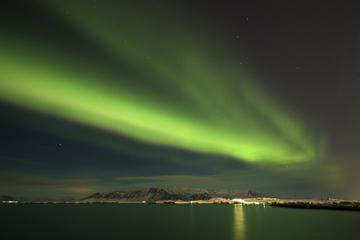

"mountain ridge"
[82,186,265,201]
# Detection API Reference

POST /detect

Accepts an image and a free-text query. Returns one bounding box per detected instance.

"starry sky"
[1,0,359,200]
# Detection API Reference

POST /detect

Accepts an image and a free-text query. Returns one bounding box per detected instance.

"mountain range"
[81,186,265,201]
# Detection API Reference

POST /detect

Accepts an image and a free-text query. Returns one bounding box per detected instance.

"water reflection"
[233,205,246,240]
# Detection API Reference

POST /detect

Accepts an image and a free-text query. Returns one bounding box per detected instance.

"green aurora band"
[0,0,324,164]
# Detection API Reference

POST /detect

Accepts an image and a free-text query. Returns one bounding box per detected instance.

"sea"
[1,204,359,240]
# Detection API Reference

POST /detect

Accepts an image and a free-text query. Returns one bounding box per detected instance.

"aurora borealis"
[1,0,359,200]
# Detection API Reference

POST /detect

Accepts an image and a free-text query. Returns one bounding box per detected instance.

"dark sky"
[0,0,359,200]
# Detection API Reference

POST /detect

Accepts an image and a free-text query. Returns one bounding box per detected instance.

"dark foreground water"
[1,204,359,240]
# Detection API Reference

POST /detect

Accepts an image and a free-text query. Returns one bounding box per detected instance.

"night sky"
[1,0,359,200]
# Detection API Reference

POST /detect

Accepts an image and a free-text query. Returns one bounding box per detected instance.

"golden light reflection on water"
[233,205,246,240]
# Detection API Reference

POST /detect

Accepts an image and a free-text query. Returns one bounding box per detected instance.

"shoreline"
[2,198,360,211]
[269,199,360,211]
[0,197,271,205]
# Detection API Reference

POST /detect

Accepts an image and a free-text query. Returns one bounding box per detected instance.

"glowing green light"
[0,1,323,164]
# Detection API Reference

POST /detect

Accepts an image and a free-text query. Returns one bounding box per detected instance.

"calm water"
[1,204,359,240]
